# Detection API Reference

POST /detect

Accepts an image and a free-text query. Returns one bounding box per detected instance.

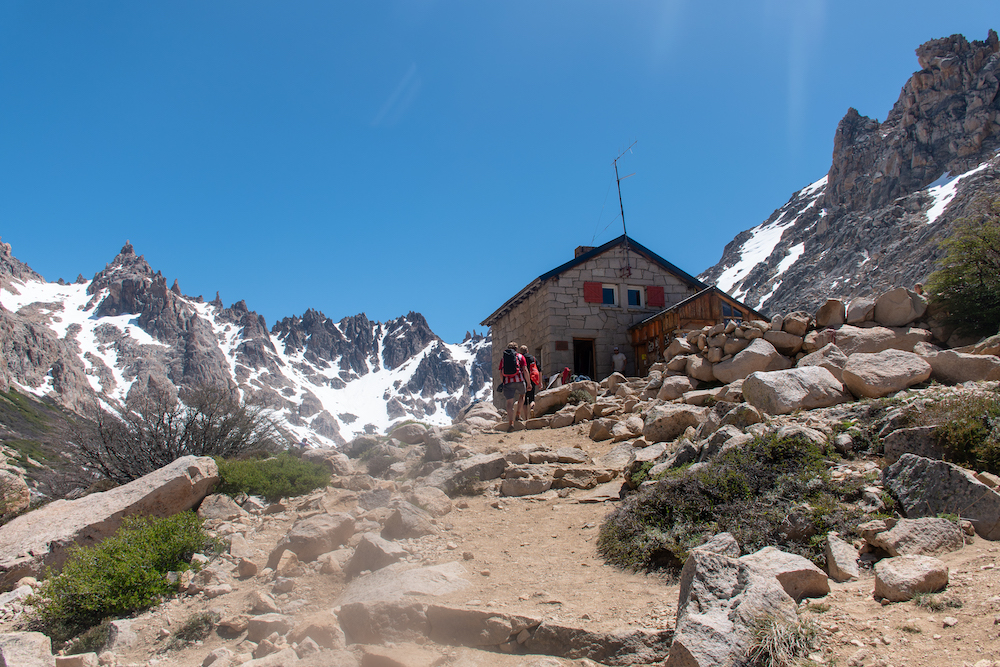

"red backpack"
[526,355,540,385]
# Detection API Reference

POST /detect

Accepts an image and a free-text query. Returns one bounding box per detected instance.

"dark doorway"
[573,338,595,380]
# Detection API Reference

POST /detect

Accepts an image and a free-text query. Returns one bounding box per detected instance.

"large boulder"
[824,534,859,582]
[0,472,29,516]
[781,312,812,337]
[657,376,698,401]
[344,533,408,579]
[713,339,791,384]
[815,299,846,328]
[742,367,851,415]
[882,426,945,464]
[845,297,875,324]
[739,547,830,602]
[533,381,597,416]
[873,287,928,327]
[832,324,930,356]
[921,349,1000,384]
[389,422,427,445]
[884,454,1000,539]
[421,453,507,494]
[874,555,948,602]
[267,513,356,568]
[842,349,931,398]
[0,631,54,667]
[868,517,965,557]
[665,549,797,667]
[762,330,804,356]
[796,343,848,382]
[642,404,708,443]
[685,356,716,382]
[0,456,218,589]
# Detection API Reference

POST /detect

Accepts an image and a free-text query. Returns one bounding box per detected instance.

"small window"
[627,286,644,307]
[601,284,618,305]
[722,302,743,320]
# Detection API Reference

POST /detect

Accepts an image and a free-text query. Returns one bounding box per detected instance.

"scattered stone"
[266,513,356,568]
[344,533,408,579]
[825,533,859,582]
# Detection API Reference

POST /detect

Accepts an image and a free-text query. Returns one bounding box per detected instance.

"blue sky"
[1,2,995,343]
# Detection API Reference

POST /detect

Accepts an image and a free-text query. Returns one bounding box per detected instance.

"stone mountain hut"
[480,235,763,403]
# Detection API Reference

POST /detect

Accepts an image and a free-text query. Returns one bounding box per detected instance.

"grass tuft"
[746,615,819,667]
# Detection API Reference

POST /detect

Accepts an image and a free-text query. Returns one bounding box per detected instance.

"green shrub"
[913,592,962,611]
[30,512,214,644]
[598,433,868,571]
[214,452,330,501]
[169,611,220,648]
[65,619,112,655]
[567,389,595,405]
[923,393,1000,475]
[926,197,1000,337]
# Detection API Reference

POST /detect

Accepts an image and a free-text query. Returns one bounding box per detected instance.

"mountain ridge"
[0,240,491,447]
[700,30,1000,324]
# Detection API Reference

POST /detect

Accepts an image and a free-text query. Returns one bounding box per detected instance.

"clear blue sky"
[1,2,995,343]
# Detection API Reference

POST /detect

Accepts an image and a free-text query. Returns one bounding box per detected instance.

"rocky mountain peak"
[826,30,1000,214]
[701,30,1000,317]
[0,237,42,289]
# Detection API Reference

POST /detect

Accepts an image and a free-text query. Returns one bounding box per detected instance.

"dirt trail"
[13,422,1000,666]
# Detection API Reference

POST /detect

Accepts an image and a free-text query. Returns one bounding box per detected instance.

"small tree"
[927,197,1000,337]
[77,385,286,484]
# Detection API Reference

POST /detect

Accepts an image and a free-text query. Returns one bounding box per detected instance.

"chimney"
[574,246,595,258]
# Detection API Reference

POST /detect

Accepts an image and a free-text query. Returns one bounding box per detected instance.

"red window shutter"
[647,286,665,308]
[583,282,603,303]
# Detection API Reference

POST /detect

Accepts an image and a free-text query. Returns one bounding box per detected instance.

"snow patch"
[713,175,825,295]
[775,243,805,277]
[925,160,994,224]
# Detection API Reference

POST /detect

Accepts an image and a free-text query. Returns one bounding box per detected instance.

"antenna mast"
[613,141,637,278]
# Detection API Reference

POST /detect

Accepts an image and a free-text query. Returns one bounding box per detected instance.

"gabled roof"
[629,285,768,330]
[481,235,707,327]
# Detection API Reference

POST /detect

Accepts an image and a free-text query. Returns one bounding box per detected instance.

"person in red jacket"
[498,341,532,427]
[519,345,541,420]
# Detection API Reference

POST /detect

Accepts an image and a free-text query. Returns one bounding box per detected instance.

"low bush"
[597,433,869,571]
[924,393,1000,475]
[169,611,220,648]
[214,452,330,501]
[65,619,112,655]
[29,512,215,644]
[568,389,595,405]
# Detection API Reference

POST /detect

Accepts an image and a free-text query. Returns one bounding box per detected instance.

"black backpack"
[502,348,520,376]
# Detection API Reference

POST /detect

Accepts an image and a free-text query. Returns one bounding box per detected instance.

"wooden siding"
[630,290,758,376]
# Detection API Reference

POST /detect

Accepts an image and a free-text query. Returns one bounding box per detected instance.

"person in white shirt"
[611,346,627,374]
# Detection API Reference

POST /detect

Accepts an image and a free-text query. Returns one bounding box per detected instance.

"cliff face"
[701,31,1000,316]
[0,243,491,446]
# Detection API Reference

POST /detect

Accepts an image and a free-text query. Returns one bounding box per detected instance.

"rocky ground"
[4,401,1000,667]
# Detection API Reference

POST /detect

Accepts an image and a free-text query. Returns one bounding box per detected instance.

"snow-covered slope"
[0,241,491,447]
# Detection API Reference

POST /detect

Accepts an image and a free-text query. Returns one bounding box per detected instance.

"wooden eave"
[628,286,767,331]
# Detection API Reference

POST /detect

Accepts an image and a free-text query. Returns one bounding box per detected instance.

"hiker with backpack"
[498,341,532,428]
[519,345,541,420]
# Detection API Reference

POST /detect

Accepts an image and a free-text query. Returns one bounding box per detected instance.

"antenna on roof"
[613,141,637,278]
